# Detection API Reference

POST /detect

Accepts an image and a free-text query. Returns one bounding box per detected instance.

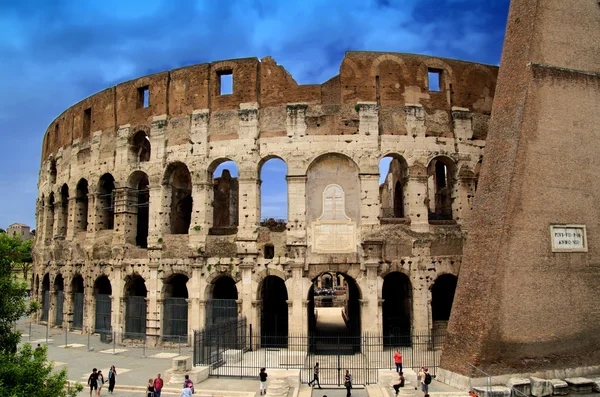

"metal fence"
[125,296,146,339]
[163,297,188,341]
[55,291,64,326]
[205,299,238,325]
[72,293,84,330]
[193,319,446,385]
[95,294,112,332]
[41,291,50,322]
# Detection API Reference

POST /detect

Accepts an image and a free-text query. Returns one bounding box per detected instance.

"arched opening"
[97,174,115,230]
[382,272,412,346]
[94,276,112,332]
[206,276,238,325]
[163,274,189,340]
[128,171,149,248]
[41,274,50,322]
[54,274,64,327]
[130,130,151,162]
[124,275,147,339]
[59,184,69,236]
[49,159,57,185]
[260,276,288,347]
[308,272,361,354]
[164,162,192,234]
[431,274,458,333]
[71,275,84,330]
[47,193,55,239]
[75,179,89,233]
[378,155,408,219]
[210,161,239,234]
[427,156,455,222]
[259,157,288,225]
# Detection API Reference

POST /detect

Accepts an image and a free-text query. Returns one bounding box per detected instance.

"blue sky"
[0,0,510,229]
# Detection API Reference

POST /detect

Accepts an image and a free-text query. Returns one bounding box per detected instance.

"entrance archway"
[94,276,112,332]
[308,272,361,354]
[41,274,50,322]
[163,274,189,340]
[382,272,412,346]
[124,275,147,339]
[71,275,84,330]
[206,276,238,325]
[431,274,457,331]
[54,274,64,327]
[260,276,288,346]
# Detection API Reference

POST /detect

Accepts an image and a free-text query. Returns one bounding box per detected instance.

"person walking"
[179,384,193,397]
[259,367,268,395]
[87,368,99,397]
[107,366,117,394]
[183,374,194,393]
[97,370,105,396]
[393,349,403,373]
[308,362,322,388]
[146,378,155,397]
[154,374,164,397]
[392,371,405,395]
[418,367,431,395]
[344,370,352,397]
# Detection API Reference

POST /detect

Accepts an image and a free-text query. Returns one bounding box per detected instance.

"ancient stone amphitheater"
[32,51,497,348]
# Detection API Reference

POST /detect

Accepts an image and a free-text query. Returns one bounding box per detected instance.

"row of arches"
[36,270,457,344]
[40,152,479,244]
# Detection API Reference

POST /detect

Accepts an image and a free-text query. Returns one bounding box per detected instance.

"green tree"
[12,239,33,281]
[0,233,83,396]
[0,344,82,397]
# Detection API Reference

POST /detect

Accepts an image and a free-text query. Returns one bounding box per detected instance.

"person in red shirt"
[393,349,403,372]
[154,374,164,397]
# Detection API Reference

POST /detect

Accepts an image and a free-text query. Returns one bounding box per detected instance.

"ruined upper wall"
[41,52,498,162]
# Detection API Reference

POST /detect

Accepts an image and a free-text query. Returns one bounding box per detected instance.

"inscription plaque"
[311,184,357,253]
[550,224,587,252]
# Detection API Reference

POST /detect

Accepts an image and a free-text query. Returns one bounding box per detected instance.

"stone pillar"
[286,103,308,138]
[112,187,130,246]
[251,300,261,337]
[111,265,124,339]
[53,198,66,238]
[86,190,99,239]
[455,173,477,228]
[239,262,254,325]
[84,284,95,333]
[236,176,260,255]
[198,299,207,332]
[405,105,426,138]
[115,124,131,167]
[64,278,73,329]
[48,284,57,327]
[190,109,209,157]
[452,107,473,143]
[146,265,160,346]
[43,197,55,243]
[147,185,163,247]
[189,179,211,250]
[287,264,308,346]
[359,173,380,225]
[361,263,381,334]
[405,173,429,233]
[66,196,77,240]
[357,102,379,137]
[412,273,430,333]
[286,175,307,246]
[150,115,167,162]
[188,264,203,335]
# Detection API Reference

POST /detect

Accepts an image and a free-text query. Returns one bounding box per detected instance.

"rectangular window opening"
[428,70,441,92]
[83,108,92,137]
[219,71,233,95]
[137,86,150,108]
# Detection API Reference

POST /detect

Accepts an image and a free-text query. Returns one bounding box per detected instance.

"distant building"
[7,223,33,241]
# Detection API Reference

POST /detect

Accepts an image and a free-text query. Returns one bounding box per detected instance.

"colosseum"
[31,51,497,365]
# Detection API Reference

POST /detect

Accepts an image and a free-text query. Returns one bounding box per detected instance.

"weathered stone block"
[591,378,600,393]
[507,378,531,396]
[549,379,568,396]
[472,385,512,397]
[564,378,593,395]
[529,377,552,397]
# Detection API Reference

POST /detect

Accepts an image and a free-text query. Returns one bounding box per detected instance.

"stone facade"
[7,223,33,241]
[32,51,497,345]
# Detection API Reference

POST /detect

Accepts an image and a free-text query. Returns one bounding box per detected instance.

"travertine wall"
[32,51,496,345]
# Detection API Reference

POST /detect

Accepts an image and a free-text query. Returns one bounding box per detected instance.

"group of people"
[392,349,432,396]
[146,374,194,397]
[87,366,117,397]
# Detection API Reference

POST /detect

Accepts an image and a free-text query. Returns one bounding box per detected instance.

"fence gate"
[125,296,147,339]
[55,291,64,326]
[41,291,50,322]
[163,297,188,341]
[72,293,84,330]
[95,294,112,332]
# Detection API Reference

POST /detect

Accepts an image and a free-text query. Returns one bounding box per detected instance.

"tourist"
[308,362,322,388]
[418,367,431,395]
[344,370,352,397]
[107,365,116,394]
[146,378,155,397]
[97,370,105,396]
[183,375,194,393]
[87,368,99,397]
[392,371,405,395]
[154,374,164,397]
[179,384,193,397]
[394,349,403,372]
[259,367,268,395]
